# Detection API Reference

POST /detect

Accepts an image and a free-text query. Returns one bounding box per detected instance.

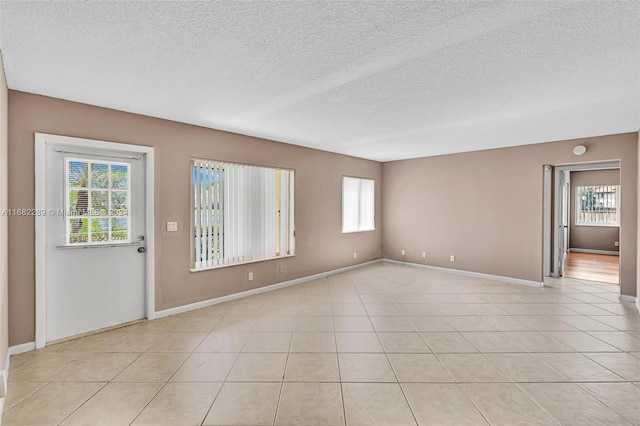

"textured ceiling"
[0,1,638,161]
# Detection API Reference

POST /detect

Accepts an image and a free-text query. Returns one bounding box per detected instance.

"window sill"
[190,253,295,272]
[342,229,375,234]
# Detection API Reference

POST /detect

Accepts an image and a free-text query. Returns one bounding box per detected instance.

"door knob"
[137,247,146,253]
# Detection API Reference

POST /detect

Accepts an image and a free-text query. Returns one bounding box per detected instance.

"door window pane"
[111,165,128,189]
[65,158,131,245]
[111,218,128,240]
[91,218,109,242]
[69,218,88,243]
[91,163,109,188]
[68,161,88,188]
[111,191,128,215]
[91,190,108,215]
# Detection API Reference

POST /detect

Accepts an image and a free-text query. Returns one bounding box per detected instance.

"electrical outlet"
[248,272,254,281]
[166,221,178,232]
[353,252,357,258]
[422,251,426,258]
[401,249,405,256]
[450,255,455,262]
[614,241,619,247]
[277,263,287,274]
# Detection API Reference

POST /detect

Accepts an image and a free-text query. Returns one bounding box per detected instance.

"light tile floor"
[3,263,640,425]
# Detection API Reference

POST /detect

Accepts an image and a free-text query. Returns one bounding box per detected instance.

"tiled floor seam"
[576,383,637,426]
[512,382,564,425]
[54,381,109,426]
[270,329,294,426]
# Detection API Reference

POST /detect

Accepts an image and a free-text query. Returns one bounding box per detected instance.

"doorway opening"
[543,161,621,286]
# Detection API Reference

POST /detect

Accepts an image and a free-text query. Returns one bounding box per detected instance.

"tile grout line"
[271,309,297,426]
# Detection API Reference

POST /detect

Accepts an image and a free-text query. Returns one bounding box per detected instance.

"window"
[342,176,375,233]
[65,158,130,245]
[192,160,295,270]
[576,185,620,226]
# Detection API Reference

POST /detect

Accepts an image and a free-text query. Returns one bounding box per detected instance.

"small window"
[192,160,295,270]
[65,158,130,245]
[342,176,375,233]
[576,185,620,226]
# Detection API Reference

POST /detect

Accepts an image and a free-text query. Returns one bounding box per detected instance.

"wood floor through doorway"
[564,252,620,284]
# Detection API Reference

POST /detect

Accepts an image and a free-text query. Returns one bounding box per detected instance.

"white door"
[43,142,147,342]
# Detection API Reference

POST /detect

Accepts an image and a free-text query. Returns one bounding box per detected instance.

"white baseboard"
[8,342,36,356]
[0,351,7,398]
[619,294,637,303]
[0,349,10,425]
[155,260,382,318]
[568,248,619,256]
[383,259,544,287]
[0,341,39,421]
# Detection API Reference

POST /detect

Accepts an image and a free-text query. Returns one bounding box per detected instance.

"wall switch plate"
[353,252,357,258]
[248,272,254,281]
[166,221,178,232]
[450,255,455,262]
[401,249,405,256]
[614,241,619,247]
[422,251,426,258]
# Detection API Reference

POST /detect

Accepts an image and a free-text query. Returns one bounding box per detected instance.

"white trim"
[619,294,636,303]
[34,135,46,349]
[155,260,381,318]
[383,259,544,287]
[0,350,7,399]
[145,148,155,320]
[553,161,621,172]
[0,342,35,423]
[0,349,16,426]
[636,297,640,314]
[8,342,36,356]
[568,248,619,256]
[34,133,155,347]
[542,165,552,277]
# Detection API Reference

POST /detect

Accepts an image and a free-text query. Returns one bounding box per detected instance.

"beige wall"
[8,91,382,346]
[6,89,639,346]
[569,170,620,252]
[0,55,8,376]
[382,133,638,297]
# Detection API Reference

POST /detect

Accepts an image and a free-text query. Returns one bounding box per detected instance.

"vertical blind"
[193,160,294,269]
[576,185,619,226]
[342,176,375,233]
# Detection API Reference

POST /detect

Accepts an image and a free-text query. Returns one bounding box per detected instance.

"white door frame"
[544,160,620,279]
[542,165,552,277]
[35,133,155,349]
